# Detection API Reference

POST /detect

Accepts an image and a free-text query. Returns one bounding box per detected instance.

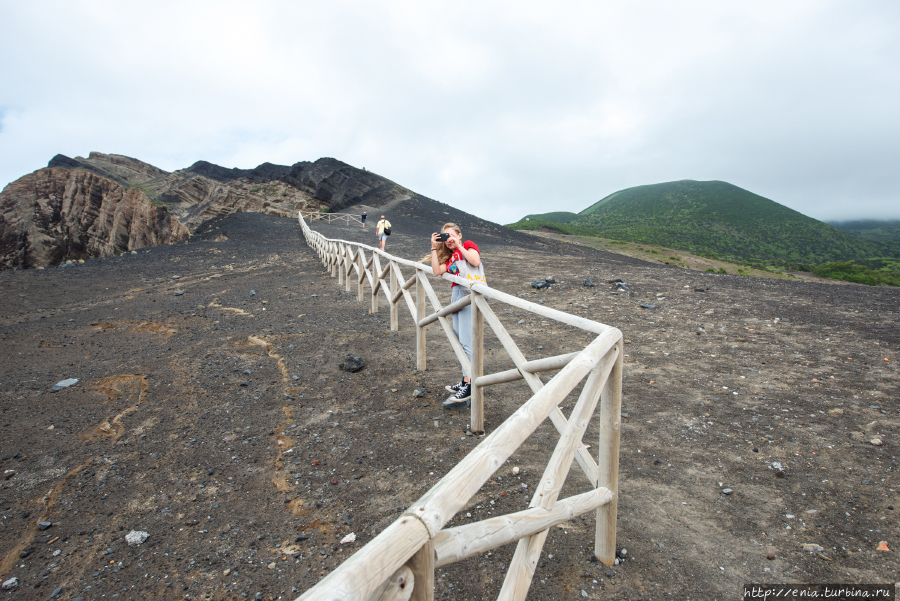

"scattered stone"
[339,356,366,373]
[51,586,62,598]
[801,543,823,553]
[583,279,595,287]
[722,488,734,495]
[171,275,180,279]
[38,521,52,530]
[512,466,520,475]
[243,369,251,375]
[51,378,78,392]
[413,389,425,397]
[767,553,775,560]
[240,381,249,387]
[606,569,616,578]
[1,577,17,591]
[827,408,844,416]
[19,547,32,558]
[267,562,276,569]
[544,276,556,284]
[639,304,657,310]
[870,438,883,446]
[330,478,339,485]
[517,319,526,324]
[126,530,149,546]
[340,532,356,544]
[617,548,627,558]
[296,534,309,541]
[250,290,256,296]
[3,469,14,480]
[173,290,184,296]
[531,280,551,289]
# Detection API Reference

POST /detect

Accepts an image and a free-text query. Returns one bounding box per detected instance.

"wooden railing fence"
[300,210,363,226]
[296,213,624,601]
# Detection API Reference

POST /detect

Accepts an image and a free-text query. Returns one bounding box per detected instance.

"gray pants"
[451,285,472,379]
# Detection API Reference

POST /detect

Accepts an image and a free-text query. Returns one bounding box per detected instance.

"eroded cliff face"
[0,168,189,269]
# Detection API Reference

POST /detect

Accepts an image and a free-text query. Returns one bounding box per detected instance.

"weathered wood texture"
[296,214,624,601]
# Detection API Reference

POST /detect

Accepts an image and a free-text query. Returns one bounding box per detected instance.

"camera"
[433,232,450,243]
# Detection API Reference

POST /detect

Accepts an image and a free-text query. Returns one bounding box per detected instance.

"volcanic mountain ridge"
[1,152,474,270]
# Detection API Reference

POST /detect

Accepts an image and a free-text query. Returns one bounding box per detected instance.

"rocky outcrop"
[186,160,291,184]
[280,158,406,213]
[48,152,168,187]
[0,168,189,269]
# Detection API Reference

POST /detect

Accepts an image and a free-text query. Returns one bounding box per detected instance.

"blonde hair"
[435,222,462,265]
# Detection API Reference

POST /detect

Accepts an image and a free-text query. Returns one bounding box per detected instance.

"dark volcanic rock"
[186,160,292,184]
[339,355,366,373]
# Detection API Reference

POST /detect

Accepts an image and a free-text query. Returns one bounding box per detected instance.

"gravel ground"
[1,211,898,600]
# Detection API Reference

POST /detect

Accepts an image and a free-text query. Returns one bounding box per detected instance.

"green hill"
[508,180,886,263]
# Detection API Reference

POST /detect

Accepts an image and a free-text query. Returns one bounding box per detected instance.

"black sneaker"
[443,382,471,409]
[445,379,466,393]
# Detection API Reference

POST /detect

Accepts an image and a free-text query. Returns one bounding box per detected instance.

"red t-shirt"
[445,241,479,287]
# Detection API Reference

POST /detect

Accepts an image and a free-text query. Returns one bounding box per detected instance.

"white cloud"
[1,0,898,224]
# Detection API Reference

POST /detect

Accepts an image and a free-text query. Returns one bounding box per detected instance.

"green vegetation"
[828,219,900,244]
[812,259,900,286]
[519,211,579,224]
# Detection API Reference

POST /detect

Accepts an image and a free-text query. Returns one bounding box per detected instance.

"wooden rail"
[296,213,624,601]
[300,210,363,225]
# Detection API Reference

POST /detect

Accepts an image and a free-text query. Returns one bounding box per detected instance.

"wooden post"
[338,243,344,286]
[345,246,353,293]
[390,261,399,331]
[358,249,365,303]
[331,242,337,277]
[595,340,623,565]
[416,273,426,371]
[372,254,381,314]
[405,541,434,601]
[470,291,485,435]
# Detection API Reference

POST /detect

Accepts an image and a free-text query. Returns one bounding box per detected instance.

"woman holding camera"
[431,223,484,408]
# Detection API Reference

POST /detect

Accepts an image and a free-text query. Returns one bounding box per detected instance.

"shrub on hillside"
[812,261,900,286]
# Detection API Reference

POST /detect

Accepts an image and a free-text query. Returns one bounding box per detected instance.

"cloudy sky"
[2,1,898,224]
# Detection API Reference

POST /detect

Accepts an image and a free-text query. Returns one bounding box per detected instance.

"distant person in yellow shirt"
[376,215,391,251]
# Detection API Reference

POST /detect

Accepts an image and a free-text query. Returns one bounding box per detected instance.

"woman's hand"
[431,233,442,250]
[444,230,462,249]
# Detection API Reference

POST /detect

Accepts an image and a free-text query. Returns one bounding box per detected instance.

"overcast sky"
[2,1,898,224]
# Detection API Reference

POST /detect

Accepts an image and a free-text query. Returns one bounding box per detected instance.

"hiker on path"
[361,212,367,228]
[430,222,486,408]
[376,215,391,251]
